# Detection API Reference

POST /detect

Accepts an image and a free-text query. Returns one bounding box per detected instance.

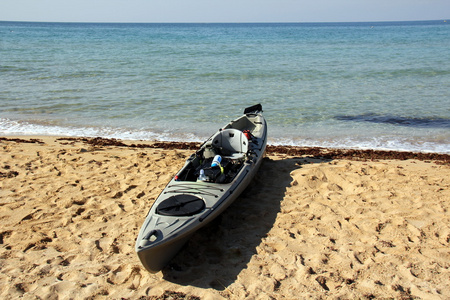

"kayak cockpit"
[174,109,265,184]
[174,154,244,183]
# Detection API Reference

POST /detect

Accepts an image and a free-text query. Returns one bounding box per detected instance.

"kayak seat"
[212,129,248,160]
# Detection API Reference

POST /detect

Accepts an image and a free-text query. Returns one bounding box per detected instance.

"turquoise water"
[1,21,449,153]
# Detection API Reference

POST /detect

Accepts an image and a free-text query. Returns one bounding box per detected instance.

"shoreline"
[1,135,449,299]
[1,135,449,164]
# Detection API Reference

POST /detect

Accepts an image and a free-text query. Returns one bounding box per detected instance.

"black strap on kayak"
[156,195,205,216]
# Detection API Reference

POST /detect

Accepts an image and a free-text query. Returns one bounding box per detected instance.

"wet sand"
[1,136,449,299]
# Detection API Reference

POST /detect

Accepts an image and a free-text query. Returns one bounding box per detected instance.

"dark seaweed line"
[1,136,448,165]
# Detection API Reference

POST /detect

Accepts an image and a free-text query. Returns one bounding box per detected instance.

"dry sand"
[0,136,449,299]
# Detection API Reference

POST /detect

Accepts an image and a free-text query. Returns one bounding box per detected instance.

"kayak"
[135,104,267,273]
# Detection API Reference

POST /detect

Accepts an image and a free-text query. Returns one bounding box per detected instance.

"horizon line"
[0,19,448,25]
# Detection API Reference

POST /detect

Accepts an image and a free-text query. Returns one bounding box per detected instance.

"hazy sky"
[1,0,449,23]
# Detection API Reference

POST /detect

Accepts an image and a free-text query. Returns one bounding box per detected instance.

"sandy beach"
[1,136,449,299]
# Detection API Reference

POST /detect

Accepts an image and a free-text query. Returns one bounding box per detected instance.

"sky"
[1,0,449,23]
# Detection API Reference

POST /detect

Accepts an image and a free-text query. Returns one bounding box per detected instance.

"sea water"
[1,21,449,153]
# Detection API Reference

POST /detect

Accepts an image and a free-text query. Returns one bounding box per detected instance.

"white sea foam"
[268,135,450,154]
[2,118,449,154]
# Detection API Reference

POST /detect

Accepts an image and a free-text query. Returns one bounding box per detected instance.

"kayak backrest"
[212,129,249,158]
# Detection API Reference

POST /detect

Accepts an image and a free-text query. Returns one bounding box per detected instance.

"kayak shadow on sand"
[161,156,329,290]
